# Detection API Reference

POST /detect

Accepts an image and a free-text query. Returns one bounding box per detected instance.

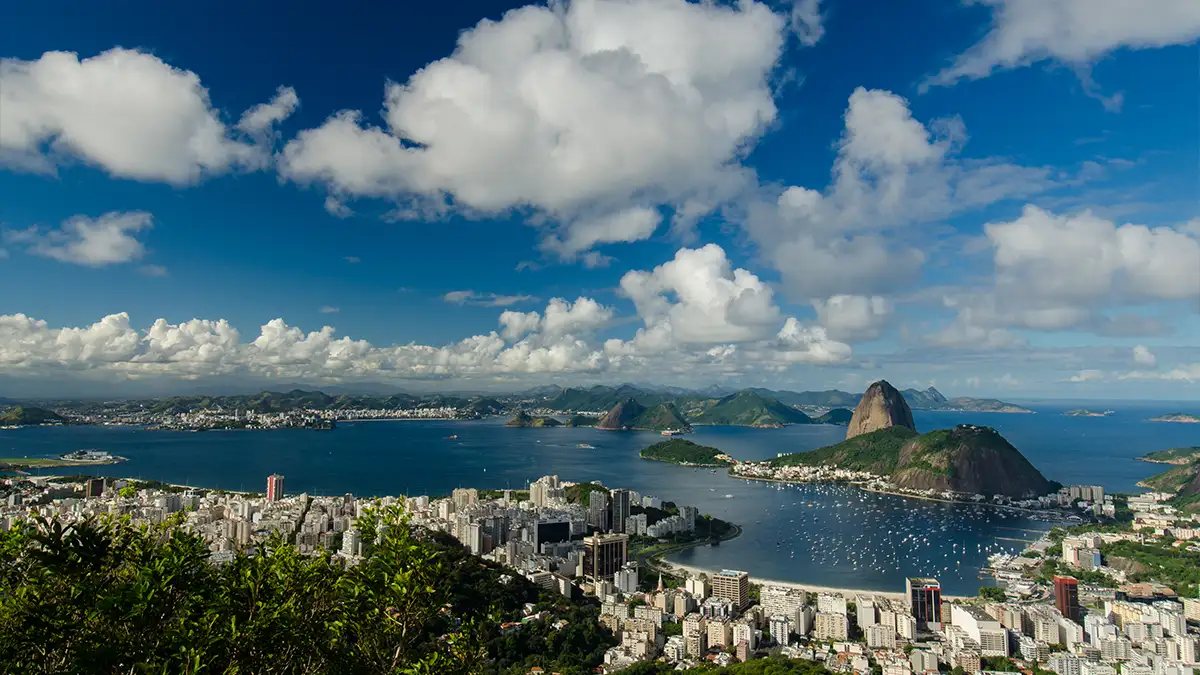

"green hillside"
[1140,447,1200,464]
[771,426,917,474]
[769,424,1055,497]
[687,391,813,427]
[595,399,691,432]
[503,411,562,428]
[565,482,611,505]
[640,439,731,466]
[815,408,854,425]
[1141,461,1200,493]
[546,385,668,411]
[0,406,66,426]
[565,414,599,427]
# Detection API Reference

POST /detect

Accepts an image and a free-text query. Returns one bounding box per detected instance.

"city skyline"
[1,0,1198,399]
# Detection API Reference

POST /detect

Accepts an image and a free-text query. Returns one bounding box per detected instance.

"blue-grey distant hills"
[538,384,1030,416]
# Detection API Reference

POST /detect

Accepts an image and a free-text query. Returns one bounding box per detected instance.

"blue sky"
[0,0,1197,398]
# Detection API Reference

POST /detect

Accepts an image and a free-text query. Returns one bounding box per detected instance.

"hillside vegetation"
[640,439,731,466]
[504,411,562,428]
[596,399,691,432]
[770,425,1055,497]
[0,509,616,675]
[0,406,66,426]
[1140,447,1200,464]
[771,426,918,474]
[687,391,813,428]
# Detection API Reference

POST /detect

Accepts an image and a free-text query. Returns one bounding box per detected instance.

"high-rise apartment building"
[85,478,105,498]
[907,578,942,630]
[266,474,285,501]
[1055,576,1083,623]
[610,489,631,534]
[588,490,611,532]
[712,570,750,611]
[583,533,628,581]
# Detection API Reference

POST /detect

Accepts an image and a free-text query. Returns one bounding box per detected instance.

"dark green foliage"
[565,482,610,505]
[0,508,616,675]
[503,411,561,427]
[640,439,730,466]
[0,405,66,425]
[596,399,691,432]
[1140,447,1200,463]
[814,409,853,426]
[565,415,599,427]
[979,586,1007,602]
[770,426,918,473]
[1103,540,1200,597]
[546,385,669,411]
[687,391,814,427]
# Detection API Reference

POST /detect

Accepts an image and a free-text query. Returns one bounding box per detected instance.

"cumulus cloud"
[498,297,614,342]
[1132,344,1156,367]
[772,318,852,364]
[744,87,1053,299]
[0,48,295,183]
[987,206,1200,305]
[1120,364,1200,383]
[279,0,785,258]
[931,207,1200,343]
[324,196,353,219]
[812,295,892,341]
[926,0,1200,90]
[618,244,781,349]
[789,0,824,46]
[4,211,153,266]
[443,290,537,307]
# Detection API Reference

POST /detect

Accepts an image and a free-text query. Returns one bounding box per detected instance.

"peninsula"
[0,405,66,427]
[734,380,1057,499]
[1139,447,1200,465]
[639,439,733,467]
[504,411,562,428]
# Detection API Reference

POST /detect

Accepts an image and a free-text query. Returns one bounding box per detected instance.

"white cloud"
[789,0,824,46]
[987,206,1200,305]
[744,87,1053,299]
[541,207,662,260]
[279,0,785,257]
[498,296,614,342]
[926,0,1200,89]
[1119,364,1200,383]
[443,290,537,307]
[237,86,299,138]
[1132,344,1157,367]
[139,264,168,277]
[4,211,153,266]
[772,318,852,364]
[0,48,294,183]
[324,196,353,219]
[812,295,892,341]
[618,243,781,348]
[1068,369,1105,382]
[319,306,340,314]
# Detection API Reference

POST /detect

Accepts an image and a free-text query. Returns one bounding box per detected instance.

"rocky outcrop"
[596,399,692,432]
[890,425,1056,497]
[846,380,916,440]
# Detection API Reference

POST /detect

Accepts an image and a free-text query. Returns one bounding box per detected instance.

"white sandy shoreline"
[660,560,968,601]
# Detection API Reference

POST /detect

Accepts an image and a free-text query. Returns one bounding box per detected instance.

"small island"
[639,439,733,467]
[0,449,127,472]
[1151,413,1200,424]
[504,411,562,428]
[1139,447,1200,465]
[1064,409,1114,417]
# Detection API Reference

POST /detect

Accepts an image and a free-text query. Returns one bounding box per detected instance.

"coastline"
[658,560,967,601]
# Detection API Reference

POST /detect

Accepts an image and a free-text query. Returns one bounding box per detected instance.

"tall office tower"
[266,474,285,501]
[85,478,105,498]
[452,488,478,511]
[907,578,942,630]
[583,533,629,581]
[610,489,631,533]
[712,570,751,611]
[588,490,611,532]
[1055,576,1083,623]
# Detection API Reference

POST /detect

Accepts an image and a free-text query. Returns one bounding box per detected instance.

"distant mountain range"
[538,384,1029,414]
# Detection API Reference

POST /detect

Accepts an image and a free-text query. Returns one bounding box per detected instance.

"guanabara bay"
[1,0,1195,673]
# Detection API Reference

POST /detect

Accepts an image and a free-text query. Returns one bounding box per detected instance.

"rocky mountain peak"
[846,380,917,440]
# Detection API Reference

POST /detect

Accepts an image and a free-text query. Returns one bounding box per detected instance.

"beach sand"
[660,561,967,601]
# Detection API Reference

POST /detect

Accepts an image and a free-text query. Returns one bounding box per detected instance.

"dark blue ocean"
[2,400,1195,595]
